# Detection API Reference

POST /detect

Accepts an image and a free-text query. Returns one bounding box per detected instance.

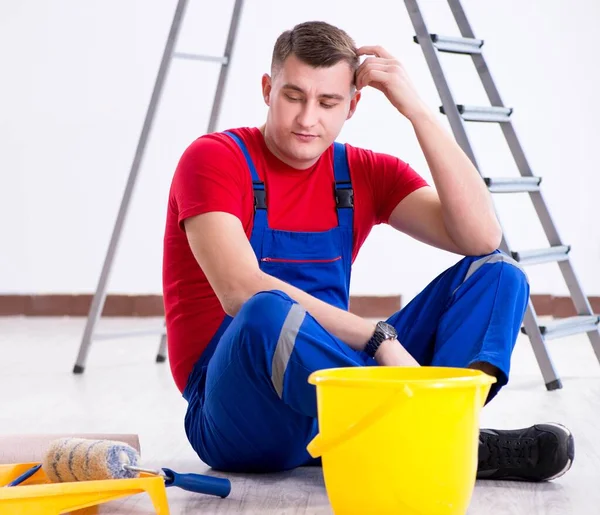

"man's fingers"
[359,69,389,90]
[355,58,396,86]
[356,65,389,90]
[358,56,393,68]
[356,45,394,59]
[356,63,386,89]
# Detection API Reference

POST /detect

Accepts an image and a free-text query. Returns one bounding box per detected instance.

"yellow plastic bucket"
[307,366,496,515]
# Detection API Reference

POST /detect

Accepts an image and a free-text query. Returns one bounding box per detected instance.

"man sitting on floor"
[162,20,574,481]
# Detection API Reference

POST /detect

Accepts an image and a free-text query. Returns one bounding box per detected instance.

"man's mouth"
[293,132,318,141]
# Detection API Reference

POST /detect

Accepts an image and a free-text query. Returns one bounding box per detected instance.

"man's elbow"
[219,270,265,317]
[473,224,503,255]
[220,292,244,318]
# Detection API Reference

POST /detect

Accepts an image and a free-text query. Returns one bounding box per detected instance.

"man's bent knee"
[236,290,298,337]
[464,250,529,286]
[230,290,305,380]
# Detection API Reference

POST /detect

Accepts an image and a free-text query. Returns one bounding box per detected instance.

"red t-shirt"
[162,127,428,393]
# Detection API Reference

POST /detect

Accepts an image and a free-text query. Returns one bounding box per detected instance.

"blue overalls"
[182,132,530,473]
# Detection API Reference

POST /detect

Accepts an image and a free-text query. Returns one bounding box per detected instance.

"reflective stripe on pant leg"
[271,302,307,398]
[456,252,528,295]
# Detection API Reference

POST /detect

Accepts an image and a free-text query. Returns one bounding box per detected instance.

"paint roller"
[41,437,231,498]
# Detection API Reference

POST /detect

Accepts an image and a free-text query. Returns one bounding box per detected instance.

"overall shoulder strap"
[223,131,267,231]
[332,142,354,229]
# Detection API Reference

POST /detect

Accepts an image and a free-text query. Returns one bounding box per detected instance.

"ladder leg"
[497,235,562,390]
[73,0,191,374]
[156,330,167,363]
[522,303,562,390]
[589,329,600,364]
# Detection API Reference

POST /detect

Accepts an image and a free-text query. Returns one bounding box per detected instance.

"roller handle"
[4,464,42,487]
[161,468,231,498]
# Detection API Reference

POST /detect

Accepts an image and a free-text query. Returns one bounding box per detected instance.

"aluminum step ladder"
[73,0,245,373]
[405,0,600,390]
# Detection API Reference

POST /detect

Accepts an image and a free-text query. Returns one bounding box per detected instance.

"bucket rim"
[308,366,497,389]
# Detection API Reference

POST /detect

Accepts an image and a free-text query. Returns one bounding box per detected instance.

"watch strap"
[365,329,386,358]
[365,322,397,359]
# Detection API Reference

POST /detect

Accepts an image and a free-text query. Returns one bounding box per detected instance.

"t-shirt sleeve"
[368,150,429,224]
[171,134,247,230]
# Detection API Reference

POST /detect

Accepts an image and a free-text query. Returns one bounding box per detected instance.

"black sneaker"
[477,423,574,482]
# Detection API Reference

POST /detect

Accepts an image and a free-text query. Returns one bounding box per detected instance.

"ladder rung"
[522,316,600,340]
[440,104,513,123]
[511,245,571,266]
[173,52,229,65]
[484,176,542,193]
[413,34,484,54]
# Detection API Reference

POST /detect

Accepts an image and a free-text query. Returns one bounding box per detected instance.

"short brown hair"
[271,21,359,77]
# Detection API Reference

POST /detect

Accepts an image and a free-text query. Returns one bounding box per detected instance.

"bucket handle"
[307,384,414,458]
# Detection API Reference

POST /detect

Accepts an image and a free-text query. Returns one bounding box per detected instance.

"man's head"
[261,21,361,169]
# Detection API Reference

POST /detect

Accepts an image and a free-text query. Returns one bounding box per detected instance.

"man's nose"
[296,102,318,129]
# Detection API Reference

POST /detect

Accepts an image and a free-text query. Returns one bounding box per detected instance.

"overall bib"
[182,132,530,473]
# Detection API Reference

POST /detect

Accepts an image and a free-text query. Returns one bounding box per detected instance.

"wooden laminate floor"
[0,316,598,514]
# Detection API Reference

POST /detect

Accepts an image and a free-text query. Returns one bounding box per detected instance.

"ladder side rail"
[74,0,191,373]
[207,0,245,133]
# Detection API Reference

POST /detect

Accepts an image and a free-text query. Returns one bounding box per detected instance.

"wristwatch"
[365,321,398,358]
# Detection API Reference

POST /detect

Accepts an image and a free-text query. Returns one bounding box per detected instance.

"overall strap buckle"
[253,182,267,210]
[335,181,354,208]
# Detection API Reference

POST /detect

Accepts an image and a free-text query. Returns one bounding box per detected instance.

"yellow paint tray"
[0,462,170,514]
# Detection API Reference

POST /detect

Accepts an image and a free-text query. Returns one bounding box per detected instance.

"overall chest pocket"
[259,228,351,306]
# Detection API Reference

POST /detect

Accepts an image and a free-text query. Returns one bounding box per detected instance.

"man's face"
[262,54,360,169]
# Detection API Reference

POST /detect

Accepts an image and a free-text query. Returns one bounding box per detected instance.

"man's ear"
[346,90,361,120]
[261,74,272,106]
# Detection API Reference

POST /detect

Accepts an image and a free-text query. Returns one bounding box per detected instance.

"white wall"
[1,0,599,302]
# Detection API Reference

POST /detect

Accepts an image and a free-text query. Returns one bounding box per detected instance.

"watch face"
[378,321,397,339]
